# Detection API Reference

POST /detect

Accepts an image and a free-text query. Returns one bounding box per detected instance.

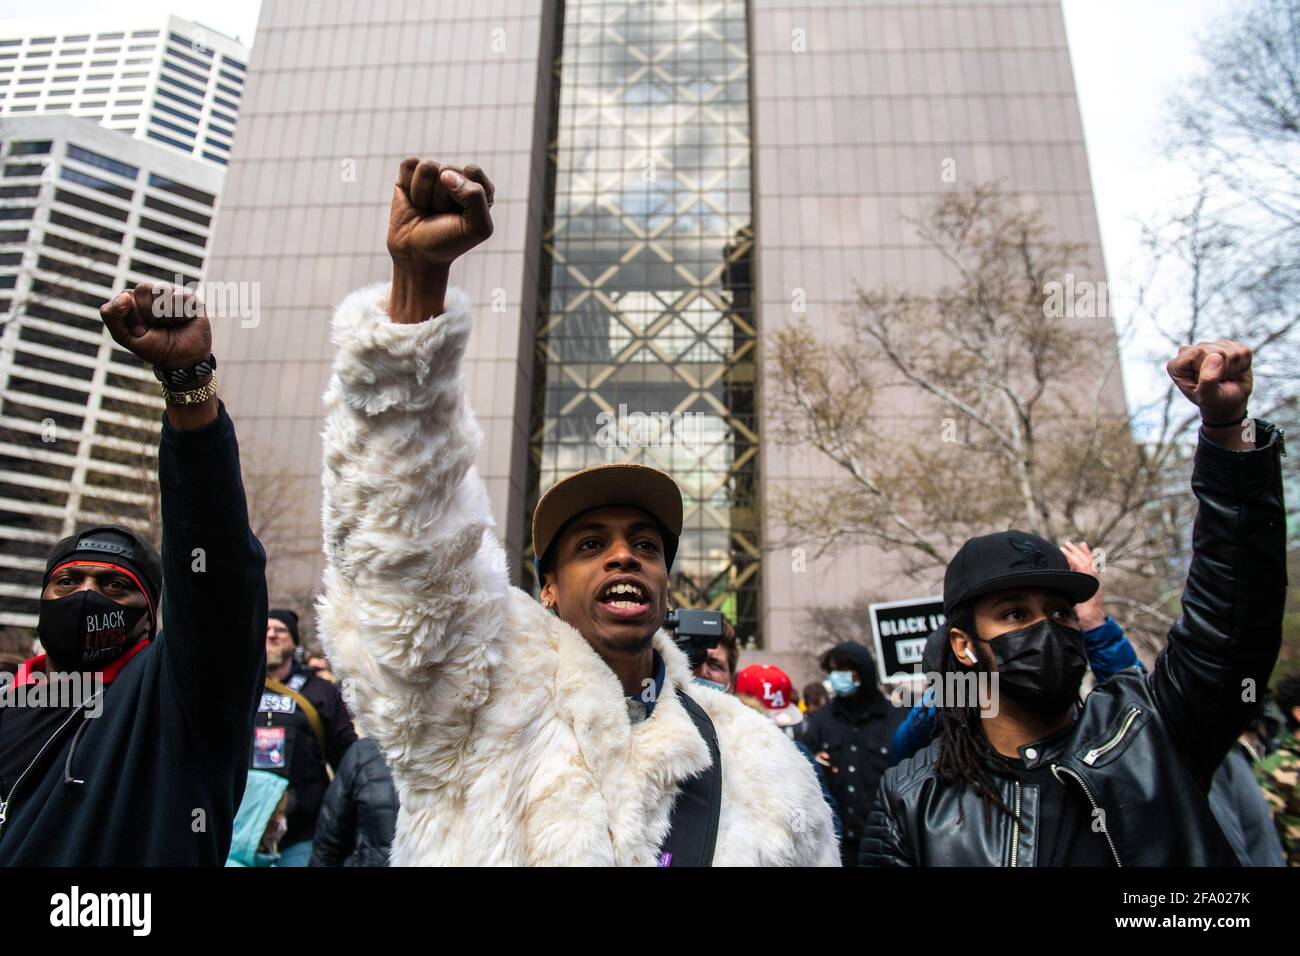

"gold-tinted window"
[529,0,761,644]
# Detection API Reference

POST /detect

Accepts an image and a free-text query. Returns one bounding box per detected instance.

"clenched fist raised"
[100,281,217,429]
[386,158,494,324]
[100,281,212,372]
[1166,339,1254,450]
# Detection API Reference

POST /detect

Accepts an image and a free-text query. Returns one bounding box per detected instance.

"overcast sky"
[0,0,1250,408]
[1062,0,1244,410]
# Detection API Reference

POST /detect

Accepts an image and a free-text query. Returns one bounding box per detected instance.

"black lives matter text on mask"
[84,608,128,650]
[37,589,149,670]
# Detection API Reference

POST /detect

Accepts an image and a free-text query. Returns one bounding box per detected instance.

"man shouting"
[318,158,838,865]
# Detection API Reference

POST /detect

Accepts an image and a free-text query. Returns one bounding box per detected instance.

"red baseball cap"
[735,664,804,728]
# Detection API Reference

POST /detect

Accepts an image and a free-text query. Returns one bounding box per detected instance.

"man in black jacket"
[256,607,356,865]
[862,338,1286,867]
[0,282,266,865]
[799,640,905,865]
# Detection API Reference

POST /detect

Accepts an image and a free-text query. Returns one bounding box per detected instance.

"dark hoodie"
[0,403,267,866]
[798,640,905,866]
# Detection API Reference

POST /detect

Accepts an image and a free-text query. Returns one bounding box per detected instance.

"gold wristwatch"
[159,374,218,406]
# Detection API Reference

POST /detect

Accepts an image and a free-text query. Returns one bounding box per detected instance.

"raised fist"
[387,158,494,272]
[1166,339,1253,424]
[99,282,212,372]
[1060,541,1105,631]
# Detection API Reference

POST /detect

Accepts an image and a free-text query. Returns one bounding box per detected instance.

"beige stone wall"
[748,0,1122,686]
[206,0,559,600]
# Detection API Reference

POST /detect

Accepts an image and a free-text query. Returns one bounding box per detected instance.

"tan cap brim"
[532,463,684,571]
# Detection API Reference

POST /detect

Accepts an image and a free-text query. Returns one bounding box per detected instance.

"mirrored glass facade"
[529,0,761,642]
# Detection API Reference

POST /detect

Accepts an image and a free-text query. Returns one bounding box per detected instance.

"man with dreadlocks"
[860,339,1287,867]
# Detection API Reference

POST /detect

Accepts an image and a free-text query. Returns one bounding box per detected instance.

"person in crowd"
[802,682,829,715]
[305,651,337,683]
[861,341,1285,866]
[895,540,1278,865]
[890,541,1143,765]
[316,158,837,865]
[1258,672,1300,865]
[797,640,905,865]
[735,663,841,841]
[734,663,809,732]
[0,283,267,865]
[308,737,399,867]
[254,608,356,866]
[226,772,293,867]
[1251,695,1287,757]
[693,619,739,692]
[1209,708,1287,866]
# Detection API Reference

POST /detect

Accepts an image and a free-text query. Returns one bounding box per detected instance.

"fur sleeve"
[317,282,510,784]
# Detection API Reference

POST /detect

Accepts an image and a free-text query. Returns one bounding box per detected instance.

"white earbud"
[963,647,978,665]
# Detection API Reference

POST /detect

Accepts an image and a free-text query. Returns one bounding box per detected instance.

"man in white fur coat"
[317,157,840,866]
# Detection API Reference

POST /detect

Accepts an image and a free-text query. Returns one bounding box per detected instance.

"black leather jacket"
[860,422,1287,867]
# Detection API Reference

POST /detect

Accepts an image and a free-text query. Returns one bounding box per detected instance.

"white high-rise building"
[0,15,246,627]
[0,15,248,168]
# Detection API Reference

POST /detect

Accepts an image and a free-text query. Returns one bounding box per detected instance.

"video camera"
[664,608,725,668]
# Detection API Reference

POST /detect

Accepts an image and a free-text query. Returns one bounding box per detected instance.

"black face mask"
[37,589,149,671]
[977,618,1087,716]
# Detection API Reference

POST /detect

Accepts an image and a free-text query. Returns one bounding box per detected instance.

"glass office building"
[530,0,760,635]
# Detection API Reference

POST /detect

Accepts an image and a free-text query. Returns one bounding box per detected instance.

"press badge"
[253,726,288,770]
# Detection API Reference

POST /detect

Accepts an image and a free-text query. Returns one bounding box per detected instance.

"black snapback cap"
[943,530,1098,616]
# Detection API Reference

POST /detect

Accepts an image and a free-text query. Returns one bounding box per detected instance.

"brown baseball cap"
[532,463,684,575]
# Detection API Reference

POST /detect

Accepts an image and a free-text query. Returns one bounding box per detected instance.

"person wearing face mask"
[797,640,906,865]
[888,541,1145,766]
[0,282,267,866]
[860,338,1286,867]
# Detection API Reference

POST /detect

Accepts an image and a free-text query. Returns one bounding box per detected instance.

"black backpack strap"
[657,689,722,867]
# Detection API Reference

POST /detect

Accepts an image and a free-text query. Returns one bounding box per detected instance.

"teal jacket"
[226,770,289,867]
